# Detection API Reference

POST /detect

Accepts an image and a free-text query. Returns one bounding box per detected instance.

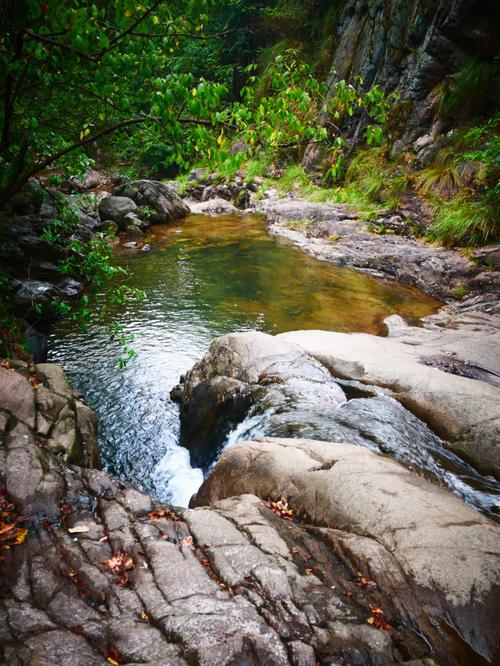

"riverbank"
[253,197,500,332]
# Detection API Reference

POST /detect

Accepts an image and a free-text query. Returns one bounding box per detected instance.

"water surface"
[48,213,442,506]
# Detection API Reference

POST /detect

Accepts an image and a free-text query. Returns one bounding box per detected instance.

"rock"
[12,280,54,307]
[23,327,48,363]
[188,168,211,184]
[55,277,83,299]
[162,179,182,193]
[178,328,500,484]
[74,210,99,231]
[123,211,148,230]
[98,219,119,235]
[98,195,138,228]
[263,187,279,199]
[188,198,238,215]
[1,362,499,664]
[472,245,500,271]
[66,168,103,193]
[0,365,35,428]
[191,436,500,664]
[7,181,44,215]
[279,328,500,477]
[125,224,144,238]
[112,180,189,223]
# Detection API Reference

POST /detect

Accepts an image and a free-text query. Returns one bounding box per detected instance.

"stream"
[48,213,490,509]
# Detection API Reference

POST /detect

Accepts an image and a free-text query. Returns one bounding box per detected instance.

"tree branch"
[0,117,151,208]
[24,30,99,62]
[98,0,165,57]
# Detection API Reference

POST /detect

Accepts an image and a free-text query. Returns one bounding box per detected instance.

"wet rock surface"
[176,326,500,511]
[2,361,499,665]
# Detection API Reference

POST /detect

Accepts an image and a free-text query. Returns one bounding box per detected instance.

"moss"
[451,284,470,299]
[285,218,313,230]
[328,232,342,243]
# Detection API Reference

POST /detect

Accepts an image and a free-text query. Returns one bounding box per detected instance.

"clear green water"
[48,213,441,505]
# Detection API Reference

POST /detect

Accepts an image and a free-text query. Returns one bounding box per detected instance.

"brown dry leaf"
[367,605,393,633]
[103,552,134,587]
[0,360,10,369]
[369,605,384,615]
[0,486,29,555]
[354,573,377,590]
[13,528,28,544]
[180,535,193,547]
[304,567,314,575]
[147,508,180,522]
[267,497,295,520]
[291,547,299,554]
[0,523,16,536]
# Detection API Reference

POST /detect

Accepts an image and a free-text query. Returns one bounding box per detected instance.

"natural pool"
[48,213,443,506]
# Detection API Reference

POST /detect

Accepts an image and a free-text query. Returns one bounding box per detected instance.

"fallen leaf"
[267,497,295,520]
[367,605,393,632]
[180,535,193,547]
[354,573,377,590]
[147,508,180,522]
[103,552,134,587]
[369,605,384,615]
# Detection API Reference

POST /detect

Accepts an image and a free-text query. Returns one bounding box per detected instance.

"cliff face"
[319,0,499,142]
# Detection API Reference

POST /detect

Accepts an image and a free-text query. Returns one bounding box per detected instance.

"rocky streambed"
[1,359,499,665]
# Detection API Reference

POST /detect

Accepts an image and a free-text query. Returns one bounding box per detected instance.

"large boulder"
[0,362,100,472]
[279,327,500,478]
[177,327,500,481]
[112,179,189,223]
[98,195,137,228]
[174,331,347,468]
[192,437,500,664]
